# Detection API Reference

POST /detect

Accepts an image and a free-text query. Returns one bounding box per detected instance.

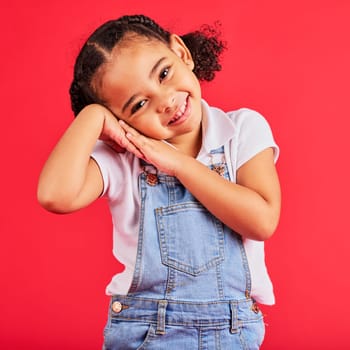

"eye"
[159,67,170,82]
[131,99,147,114]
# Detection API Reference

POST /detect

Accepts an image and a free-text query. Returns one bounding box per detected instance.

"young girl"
[38,14,280,350]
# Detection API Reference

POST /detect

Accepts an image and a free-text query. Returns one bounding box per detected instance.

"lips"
[168,98,189,125]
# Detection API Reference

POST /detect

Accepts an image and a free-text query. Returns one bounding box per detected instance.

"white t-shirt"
[92,99,279,305]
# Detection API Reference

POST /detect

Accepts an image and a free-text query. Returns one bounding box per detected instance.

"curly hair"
[69,14,226,116]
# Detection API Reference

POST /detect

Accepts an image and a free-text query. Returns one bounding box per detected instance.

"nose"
[156,88,176,114]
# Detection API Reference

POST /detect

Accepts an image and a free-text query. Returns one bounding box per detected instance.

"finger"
[113,127,131,149]
[125,130,150,153]
[124,140,146,159]
[118,120,140,137]
[119,121,150,149]
[117,124,146,159]
[102,121,140,158]
[118,120,148,156]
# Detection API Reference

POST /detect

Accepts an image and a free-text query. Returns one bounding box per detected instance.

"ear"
[169,34,195,70]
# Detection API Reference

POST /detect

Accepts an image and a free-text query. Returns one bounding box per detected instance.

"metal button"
[251,303,260,314]
[112,301,123,313]
[146,173,158,186]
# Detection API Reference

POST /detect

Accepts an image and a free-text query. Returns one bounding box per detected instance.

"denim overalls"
[103,147,265,349]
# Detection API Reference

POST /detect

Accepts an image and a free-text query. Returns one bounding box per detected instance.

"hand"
[119,120,183,176]
[93,105,144,158]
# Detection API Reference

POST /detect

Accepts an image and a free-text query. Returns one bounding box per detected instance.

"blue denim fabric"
[103,147,265,349]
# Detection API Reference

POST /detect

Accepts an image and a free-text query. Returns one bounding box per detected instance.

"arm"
[37,104,140,213]
[120,121,281,241]
[174,148,281,241]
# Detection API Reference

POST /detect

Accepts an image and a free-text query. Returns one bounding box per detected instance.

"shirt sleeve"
[235,108,279,169]
[90,141,124,199]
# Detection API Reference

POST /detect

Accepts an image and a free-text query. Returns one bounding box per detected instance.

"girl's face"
[97,34,202,149]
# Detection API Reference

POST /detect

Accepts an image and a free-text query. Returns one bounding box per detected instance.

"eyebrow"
[121,57,167,113]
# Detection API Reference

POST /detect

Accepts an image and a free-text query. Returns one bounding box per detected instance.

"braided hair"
[69,14,226,116]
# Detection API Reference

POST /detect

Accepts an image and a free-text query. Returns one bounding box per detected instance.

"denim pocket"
[238,316,265,350]
[104,320,156,350]
[156,201,225,276]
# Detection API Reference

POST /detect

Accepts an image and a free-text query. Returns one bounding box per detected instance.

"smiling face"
[95,33,203,151]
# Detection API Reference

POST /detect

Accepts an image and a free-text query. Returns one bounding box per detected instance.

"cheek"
[128,118,155,135]
[178,69,201,94]
[135,119,165,139]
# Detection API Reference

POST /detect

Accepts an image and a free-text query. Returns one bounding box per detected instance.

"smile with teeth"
[168,99,188,125]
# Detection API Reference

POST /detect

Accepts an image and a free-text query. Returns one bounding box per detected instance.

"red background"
[1,0,350,349]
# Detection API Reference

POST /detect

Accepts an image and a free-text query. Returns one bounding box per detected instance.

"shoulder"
[204,100,271,135]
[205,102,276,144]
[225,108,277,146]
[226,108,272,131]
[222,107,279,169]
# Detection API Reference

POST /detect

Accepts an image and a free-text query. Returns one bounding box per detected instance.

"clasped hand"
[99,107,182,176]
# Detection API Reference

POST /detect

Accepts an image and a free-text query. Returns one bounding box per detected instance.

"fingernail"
[119,120,125,125]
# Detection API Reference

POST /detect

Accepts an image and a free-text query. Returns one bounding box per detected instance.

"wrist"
[75,104,107,137]
[173,153,194,178]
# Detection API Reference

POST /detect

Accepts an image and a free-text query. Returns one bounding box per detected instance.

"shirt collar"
[200,99,235,155]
